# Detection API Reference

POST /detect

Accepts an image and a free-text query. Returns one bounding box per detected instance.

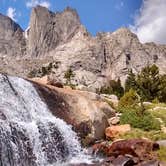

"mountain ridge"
[0,6,166,90]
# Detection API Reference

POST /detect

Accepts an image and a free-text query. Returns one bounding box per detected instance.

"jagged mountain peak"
[0,7,165,90]
[0,13,23,32]
[27,5,81,56]
[0,13,25,58]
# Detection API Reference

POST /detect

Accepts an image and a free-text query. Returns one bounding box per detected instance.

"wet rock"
[31,80,114,143]
[105,124,131,140]
[111,155,135,166]
[92,139,159,160]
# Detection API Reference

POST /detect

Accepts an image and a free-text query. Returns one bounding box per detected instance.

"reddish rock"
[92,139,159,161]
[105,124,131,140]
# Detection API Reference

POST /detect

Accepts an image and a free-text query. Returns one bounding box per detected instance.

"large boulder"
[31,79,116,144]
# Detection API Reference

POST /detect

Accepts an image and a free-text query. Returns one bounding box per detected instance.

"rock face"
[30,78,116,143]
[28,6,81,57]
[0,6,166,89]
[0,14,26,57]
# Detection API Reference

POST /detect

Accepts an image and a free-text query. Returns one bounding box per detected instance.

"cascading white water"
[0,74,92,166]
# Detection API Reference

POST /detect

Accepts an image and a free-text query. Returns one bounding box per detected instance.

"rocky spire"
[27,5,81,57]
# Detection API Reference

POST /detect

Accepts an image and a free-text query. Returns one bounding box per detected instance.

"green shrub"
[152,98,160,104]
[120,128,166,141]
[28,69,39,78]
[64,68,75,84]
[120,108,161,131]
[157,146,166,162]
[151,108,166,126]
[27,62,57,78]
[118,89,139,110]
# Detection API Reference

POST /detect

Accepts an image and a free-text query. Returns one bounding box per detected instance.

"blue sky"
[0,0,166,44]
[0,0,142,35]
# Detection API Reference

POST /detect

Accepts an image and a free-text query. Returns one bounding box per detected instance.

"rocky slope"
[0,5,166,90]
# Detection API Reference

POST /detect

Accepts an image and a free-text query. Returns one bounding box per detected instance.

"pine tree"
[136,64,160,101]
[125,69,137,92]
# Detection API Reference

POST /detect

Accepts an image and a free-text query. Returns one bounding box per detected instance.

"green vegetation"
[120,108,161,131]
[120,128,166,141]
[157,146,166,162]
[27,62,59,78]
[118,89,139,110]
[125,65,166,102]
[99,79,124,98]
[64,68,75,84]
[64,67,76,89]
[151,108,166,126]
[117,65,166,162]
[28,69,39,78]
[125,69,137,92]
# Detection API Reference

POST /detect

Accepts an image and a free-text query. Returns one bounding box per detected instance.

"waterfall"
[0,74,89,166]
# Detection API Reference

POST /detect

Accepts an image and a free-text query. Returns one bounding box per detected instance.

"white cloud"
[39,1,50,8]
[26,0,50,8]
[130,0,166,44]
[7,7,17,21]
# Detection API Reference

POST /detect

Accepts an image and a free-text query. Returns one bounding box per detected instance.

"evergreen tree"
[136,64,160,101]
[124,64,165,102]
[158,74,166,102]
[125,69,137,92]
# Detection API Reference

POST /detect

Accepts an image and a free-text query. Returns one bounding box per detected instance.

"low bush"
[157,146,166,162]
[120,108,161,131]
[151,108,166,126]
[120,128,166,141]
[118,89,139,110]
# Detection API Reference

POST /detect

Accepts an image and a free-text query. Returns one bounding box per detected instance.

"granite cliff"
[0,6,166,90]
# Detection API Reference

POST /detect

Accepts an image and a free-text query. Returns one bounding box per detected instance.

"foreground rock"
[30,78,116,144]
[91,139,159,166]
[105,124,131,140]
